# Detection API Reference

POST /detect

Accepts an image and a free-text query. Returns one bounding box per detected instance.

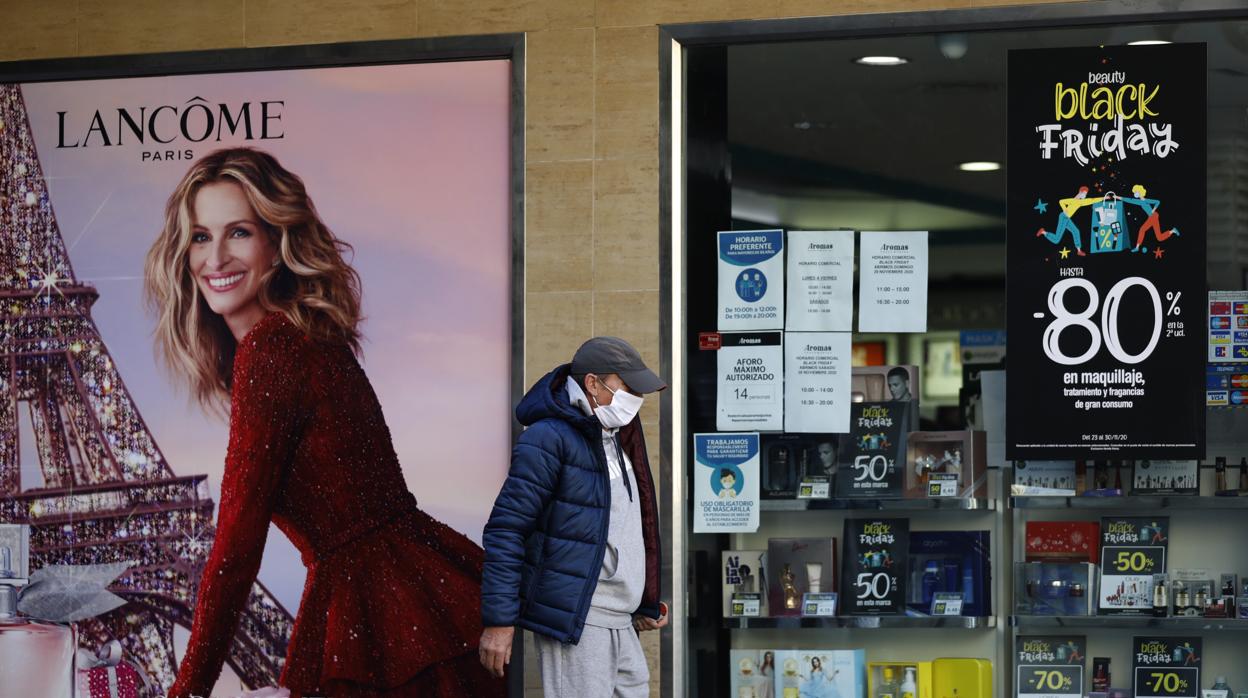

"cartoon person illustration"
[719,468,739,498]
[1121,184,1180,251]
[1149,521,1167,545]
[1036,186,1102,256]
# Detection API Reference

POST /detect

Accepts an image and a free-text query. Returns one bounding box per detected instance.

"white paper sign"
[694,433,761,533]
[786,230,854,331]
[858,231,929,332]
[784,332,851,434]
[718,230,785,330]
[717,332,784,432]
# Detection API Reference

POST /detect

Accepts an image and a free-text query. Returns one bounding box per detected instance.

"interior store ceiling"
[727,20,1248,238]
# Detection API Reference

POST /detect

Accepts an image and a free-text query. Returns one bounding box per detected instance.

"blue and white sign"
[719,229,785,330]
[694,433,761,533]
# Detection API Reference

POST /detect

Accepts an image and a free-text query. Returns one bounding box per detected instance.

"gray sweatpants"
[535,625,649,697]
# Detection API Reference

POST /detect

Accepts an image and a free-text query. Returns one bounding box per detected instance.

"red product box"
[1024,521,1100,563]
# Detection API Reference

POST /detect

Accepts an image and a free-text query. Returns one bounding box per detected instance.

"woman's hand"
[633,601,669,632]
[479,626,515,678]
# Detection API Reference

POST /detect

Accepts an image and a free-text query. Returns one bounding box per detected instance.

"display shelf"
[1010,495,1248,510]
[761,497,997,512]
[724,615,997,629]
[1011,615,1248,630]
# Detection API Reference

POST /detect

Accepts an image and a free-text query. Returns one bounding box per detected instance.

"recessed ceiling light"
[854,56,909,66]
[1128,40,1172,46]
[958,161,1001,172]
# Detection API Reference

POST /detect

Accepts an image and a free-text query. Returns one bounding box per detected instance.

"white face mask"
[588,375,644,429]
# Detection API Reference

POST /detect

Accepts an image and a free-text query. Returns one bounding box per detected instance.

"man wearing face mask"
[479,336,669,697]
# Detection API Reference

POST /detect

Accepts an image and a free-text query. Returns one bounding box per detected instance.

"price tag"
[730,593,762,617]
[1134,668,1200,698]
[797,479,831,499]
[1018,665,1083,698]
[931,592,963,616]
[927,473,959,498]
[801,592,838,617]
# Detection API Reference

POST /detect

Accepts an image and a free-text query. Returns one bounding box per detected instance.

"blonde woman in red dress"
[145,147,504,698]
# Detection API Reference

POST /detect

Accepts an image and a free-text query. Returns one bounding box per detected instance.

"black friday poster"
[1006,44,1206,459]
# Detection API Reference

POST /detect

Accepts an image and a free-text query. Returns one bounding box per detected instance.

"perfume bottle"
[1092,657,1111,692]
[1239,457,1247,493]
[1216,457,1229,492]
[877,666,899,698]
[781,563,799,610]
[0,527,77,698]
[1153,574,1169,617]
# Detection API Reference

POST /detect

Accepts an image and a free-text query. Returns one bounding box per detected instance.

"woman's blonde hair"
[144,147,362,408]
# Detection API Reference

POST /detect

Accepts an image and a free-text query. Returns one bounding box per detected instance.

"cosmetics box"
[776,649,866,698]
[722,550,769,617]
[767,538,836,617]
[1025,521,1100,564]
[1131,460,1199,495]
[906,531,991,617]
[1012,461,1085,496]
[904,430,987,498]
[760,433,840,498]
[851,365,921,408]
[869,661,933,698]
[1015,562,1098,616]
[932,658,992,698]
[731,650,777,698]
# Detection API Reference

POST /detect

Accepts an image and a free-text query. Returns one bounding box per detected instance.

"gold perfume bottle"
[781,563,799,609]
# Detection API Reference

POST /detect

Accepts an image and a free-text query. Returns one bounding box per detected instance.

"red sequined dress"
[169,312,504,698]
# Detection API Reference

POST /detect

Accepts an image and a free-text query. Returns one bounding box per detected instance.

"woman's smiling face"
[187,180,277,333]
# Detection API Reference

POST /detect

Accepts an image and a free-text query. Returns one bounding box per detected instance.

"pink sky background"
[18,60,514,630]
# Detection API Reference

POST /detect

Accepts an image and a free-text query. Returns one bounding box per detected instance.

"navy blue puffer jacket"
[481,364,662,644]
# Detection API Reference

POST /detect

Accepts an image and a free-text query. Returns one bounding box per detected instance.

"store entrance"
[668,6,1248,698]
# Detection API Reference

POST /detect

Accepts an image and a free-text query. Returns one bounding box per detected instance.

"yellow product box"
[869,661,933,698]
[932,658,992,698]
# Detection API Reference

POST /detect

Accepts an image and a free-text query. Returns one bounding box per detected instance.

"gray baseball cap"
[571,337,667,394]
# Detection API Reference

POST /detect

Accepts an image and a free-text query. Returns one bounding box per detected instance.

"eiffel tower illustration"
[0,84,294,693]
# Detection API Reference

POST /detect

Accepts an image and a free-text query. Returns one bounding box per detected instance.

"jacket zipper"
[569,429,612,642]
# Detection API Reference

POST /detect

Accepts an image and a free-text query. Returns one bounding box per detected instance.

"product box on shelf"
[903,430,987,498]
[869,661,933,698]
[1131,637,1201,698]
[841,519,909,615]
[906,531,991,617]
[1012,461,1085,496]
[1131,460,1199,495]
[1025,521,1100,564]
[1087,460,1131,493]
[760,432,840,498]
[837,401,912,499]
[1015,562,1097,616]
[1170,569,1216,617]
[722,550,769,617]
[731,650,778,698]
[1016,636,1086,698]
[852,365,921,409]
[933,658,992,698]
[776,650,866,698]
[767,538,836,617]
[1098,517,1169,615]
